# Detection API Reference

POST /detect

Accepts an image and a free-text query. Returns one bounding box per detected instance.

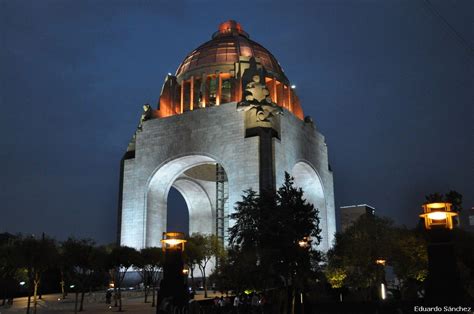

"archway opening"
[167,187,189,234]
[146,156,228,248]
[291,161,328,251]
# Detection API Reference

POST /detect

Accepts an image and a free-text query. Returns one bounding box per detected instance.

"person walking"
[233,295,240,313]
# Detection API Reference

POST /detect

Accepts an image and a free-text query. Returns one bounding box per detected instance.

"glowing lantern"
[419,202,458,230]
[298,236,311,248]
[161,232,187,251]
[375,259,386,266]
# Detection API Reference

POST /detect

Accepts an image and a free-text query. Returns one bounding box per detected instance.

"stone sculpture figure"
[138,104,153,130]
[236,57,283,123]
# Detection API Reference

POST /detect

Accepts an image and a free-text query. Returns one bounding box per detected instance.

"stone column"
[190,76,194,110]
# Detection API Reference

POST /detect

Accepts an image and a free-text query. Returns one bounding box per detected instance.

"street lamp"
[295,236,312,313]
[374,259,387,300]
[419,202,464,305]
[161,232,187,251]
[419,202,458,230]
[157,232,189,313]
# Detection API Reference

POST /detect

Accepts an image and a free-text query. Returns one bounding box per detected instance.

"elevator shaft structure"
[215,164,228,248]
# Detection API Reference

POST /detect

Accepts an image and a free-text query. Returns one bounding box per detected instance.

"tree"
[326,215,395,300]
[212,246,261,293]
[107,246,140,312]
[183,235,199,290]
[134,247,163,306]
[186,233,223,298]
[326,215,431,301]
[390,228,428,299]
[61,238,107,313]
[445,191,462,212]
[451,229,474,296]
[425,190,462,212]
[227,189,267,291]
[0,233,20,306]
[391,229,428,282]
[228,172,322,311]
[16,234,58,314]
[228,189,261,251]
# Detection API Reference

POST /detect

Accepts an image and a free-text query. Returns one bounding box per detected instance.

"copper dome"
[176,20,289,84]
[157,20,303,120]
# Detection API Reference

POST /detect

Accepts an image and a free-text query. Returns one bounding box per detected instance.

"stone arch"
[172,177,214,235]
[291,161,329,251]
[144,154,228,247]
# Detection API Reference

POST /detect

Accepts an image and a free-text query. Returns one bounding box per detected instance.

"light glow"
[375,259,386,266]
[298,237,311,248]
[19,281,25,286]
[291,85,296,89]
[426,202,448,209]
[381,283,386,300]
[162,239,185,246]
[427,211,447,220]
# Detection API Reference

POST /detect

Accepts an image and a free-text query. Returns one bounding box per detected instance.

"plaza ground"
[0,290,221,313]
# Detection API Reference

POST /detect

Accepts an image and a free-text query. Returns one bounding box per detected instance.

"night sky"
[1,0,473,244]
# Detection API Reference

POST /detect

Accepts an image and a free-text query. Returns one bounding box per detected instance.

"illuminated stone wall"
[119,102,336,252]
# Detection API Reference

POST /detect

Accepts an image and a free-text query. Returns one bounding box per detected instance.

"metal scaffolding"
[215,163,228,249]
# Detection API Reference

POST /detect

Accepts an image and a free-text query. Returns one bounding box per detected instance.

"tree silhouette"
[107,246,140,312]
[16,234,57,314]
[61,238,106,312]
[227,172,322,311]
[134,247,163,306]
[185,233,223,298]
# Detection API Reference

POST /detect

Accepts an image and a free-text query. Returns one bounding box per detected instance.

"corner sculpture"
[237,57,283,125]
[138,104,154,131]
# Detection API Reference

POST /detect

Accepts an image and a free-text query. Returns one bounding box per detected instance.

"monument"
[118,20,336,252]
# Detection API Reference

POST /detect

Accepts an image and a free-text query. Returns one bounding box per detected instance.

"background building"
[340,204,376,232]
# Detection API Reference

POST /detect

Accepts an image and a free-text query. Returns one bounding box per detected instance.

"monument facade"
[118,20,336,252]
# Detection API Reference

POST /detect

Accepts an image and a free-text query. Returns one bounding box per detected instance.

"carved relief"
[237,57,282,132]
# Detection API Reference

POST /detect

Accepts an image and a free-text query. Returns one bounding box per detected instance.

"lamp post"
[157,232,189,313]
[419,202,463,305]
[375,259,386,300]
[293,236,312,314]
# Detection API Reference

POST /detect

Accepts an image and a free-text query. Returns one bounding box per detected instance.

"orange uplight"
[298,236,311,248]
[218,20,242,34]
[419,202,458,230]
[375,259,386,266]
[161,232,187,251]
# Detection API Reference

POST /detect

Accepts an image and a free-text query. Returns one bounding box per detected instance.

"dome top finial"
[212,20,249,39]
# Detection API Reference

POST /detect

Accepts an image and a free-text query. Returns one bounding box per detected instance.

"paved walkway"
[0,290,221,313]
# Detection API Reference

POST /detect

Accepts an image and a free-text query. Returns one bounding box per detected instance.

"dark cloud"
[1,0,472,243]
